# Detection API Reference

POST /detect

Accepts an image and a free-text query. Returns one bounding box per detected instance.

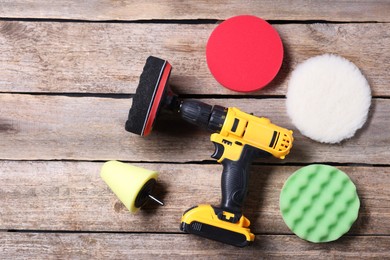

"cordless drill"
[125,56,294,248]
[178,100,294,247]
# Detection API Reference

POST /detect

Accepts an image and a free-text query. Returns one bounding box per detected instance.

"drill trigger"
[211,142,224,160]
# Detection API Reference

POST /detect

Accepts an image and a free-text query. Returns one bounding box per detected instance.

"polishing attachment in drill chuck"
[180,100,227,132]
[125,56,172,136]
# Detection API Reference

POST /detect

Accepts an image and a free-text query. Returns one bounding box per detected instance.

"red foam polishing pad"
[206,15,283,92]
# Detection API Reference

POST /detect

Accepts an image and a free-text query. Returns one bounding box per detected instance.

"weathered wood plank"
[0,0,389,22]
[0,94,388,164]
[0,22,389,96]
[1,232,389,259]
[1,161,389,235]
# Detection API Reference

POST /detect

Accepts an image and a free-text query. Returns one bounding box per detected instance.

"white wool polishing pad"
[286,54,371,143]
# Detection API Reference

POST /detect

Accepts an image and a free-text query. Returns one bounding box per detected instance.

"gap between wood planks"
[1,92,390,100]
[1,233,389,258]
[0,17,386,24]
[0,158,389,168]
[3,230,390,237]
[0,0,389,22]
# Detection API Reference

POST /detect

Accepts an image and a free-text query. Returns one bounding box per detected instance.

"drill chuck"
[180,100,227,132]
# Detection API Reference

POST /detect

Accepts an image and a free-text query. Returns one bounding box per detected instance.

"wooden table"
[1,1,390,258]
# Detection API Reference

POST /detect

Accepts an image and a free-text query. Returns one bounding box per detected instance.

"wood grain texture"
[1,232,390,259]
[1,2,389,258]
[1,161,389,235]
[0,22,389,96]
[0,94,388,164]
[0,0,389,22]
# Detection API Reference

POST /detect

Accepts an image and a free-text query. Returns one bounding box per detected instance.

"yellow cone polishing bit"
[100,161,163,213]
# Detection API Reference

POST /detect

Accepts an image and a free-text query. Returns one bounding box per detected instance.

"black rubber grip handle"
[220,145,260,214]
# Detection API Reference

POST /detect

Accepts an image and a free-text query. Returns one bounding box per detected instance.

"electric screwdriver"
[178,100,294,247]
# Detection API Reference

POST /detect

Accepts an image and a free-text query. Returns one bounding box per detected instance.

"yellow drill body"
[181,106,294,247]
[211,107,293,162]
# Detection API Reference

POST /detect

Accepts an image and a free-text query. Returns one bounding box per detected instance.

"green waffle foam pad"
[280,164,360,243]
